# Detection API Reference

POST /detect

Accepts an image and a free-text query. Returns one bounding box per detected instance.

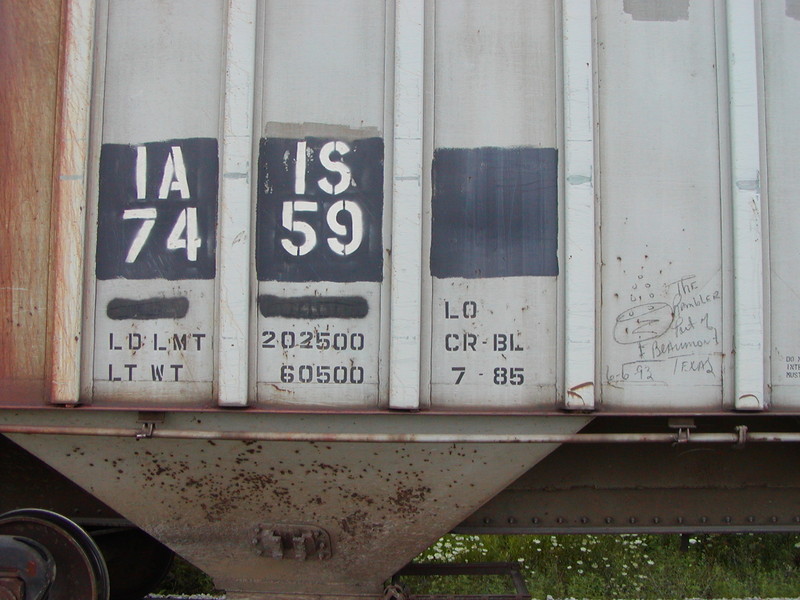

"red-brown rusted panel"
[0,0,62,403]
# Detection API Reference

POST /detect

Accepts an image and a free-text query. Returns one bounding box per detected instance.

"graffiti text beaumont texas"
[606,275,721,385]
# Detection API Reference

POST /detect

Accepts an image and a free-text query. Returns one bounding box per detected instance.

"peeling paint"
[567,174,592,185]
[623,0,690,22]
[264,121,381,141]
[736,179,760,192]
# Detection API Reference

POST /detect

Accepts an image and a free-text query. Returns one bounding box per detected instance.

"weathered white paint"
[428,0,558,408]
[430,281,557,406]
[100,1,225,144]
[763,3,800,408]
[598,2,727,410]
[217,0,257,407]
[88,0,225,404]
[562,0,596,410]
[727,0,765,411]
[67,0,784,414]
[389,0,425,410]
[48,0,96,404]
[92,283,214,404]
[260,0,386,130]
[256,1,387,407]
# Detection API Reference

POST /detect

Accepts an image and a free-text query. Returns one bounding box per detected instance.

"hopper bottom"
[1,410,589,598]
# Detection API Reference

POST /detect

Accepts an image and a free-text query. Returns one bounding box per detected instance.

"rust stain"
[0,0,60,390]
[26,559,38,577]
[386,485,432,517]
[47,0,91,403]
[567,381,594,401]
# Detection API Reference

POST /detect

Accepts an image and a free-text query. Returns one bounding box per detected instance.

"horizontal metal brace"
[456,523,800,536]
[1,424,799,444]
[395,562,529,598]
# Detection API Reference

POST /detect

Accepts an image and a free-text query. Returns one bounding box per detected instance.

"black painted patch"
[256,137,383,282]
[430,147,558,279]
[96,138,218,280]
[258,295,369,319]
[106,297,189,320]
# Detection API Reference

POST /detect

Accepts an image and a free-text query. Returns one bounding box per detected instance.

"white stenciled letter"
[167,207,202,261]
[295,140,307,195]
[123,208,157,263]
[317,141,352,195]
[136,146,147,199]
[327,200,363,256]
[158,146,191,199]
[281,201,318,256]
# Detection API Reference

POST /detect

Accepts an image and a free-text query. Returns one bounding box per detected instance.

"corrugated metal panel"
[764,3,800,410]
[426,0,560,408]
[253,0,390,407]
[86,0,225,404]
[597,1,731,411]
[3,0,799,414]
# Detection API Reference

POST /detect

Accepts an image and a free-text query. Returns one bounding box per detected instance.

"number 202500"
[261,330,365,351]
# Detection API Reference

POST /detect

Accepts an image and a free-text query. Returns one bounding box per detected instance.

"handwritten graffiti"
[606,274,721,386]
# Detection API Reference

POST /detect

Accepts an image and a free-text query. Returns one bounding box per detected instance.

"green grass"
[154,556,220,596]
[157,533,800,598]
[409,533,800,599]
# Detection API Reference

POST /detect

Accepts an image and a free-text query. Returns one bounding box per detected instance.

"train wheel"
[91,527,174,600]
[0,509,110,600]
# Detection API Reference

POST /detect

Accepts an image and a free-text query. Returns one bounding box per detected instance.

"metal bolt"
[580,517,589,524]
[556,517,565,524]
[652,517,660,524]
[771,516,779,523]
[747,516,756,523]
[483,517,492,525]
[531,517,540,525]
[794,516,800,524]
[700,516,708,524]
[676,517,684,524]
[507,517,516,525]
[723,516,732,524]
[629,517,637,524]
[605,517,613,524]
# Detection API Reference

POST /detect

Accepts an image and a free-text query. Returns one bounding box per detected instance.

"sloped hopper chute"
[2,411,590,599]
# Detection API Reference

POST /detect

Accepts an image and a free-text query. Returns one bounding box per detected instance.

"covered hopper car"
[3,0,800,599]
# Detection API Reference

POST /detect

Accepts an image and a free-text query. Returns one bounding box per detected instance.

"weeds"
[158,533,800,598]
[411,533,800,599]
